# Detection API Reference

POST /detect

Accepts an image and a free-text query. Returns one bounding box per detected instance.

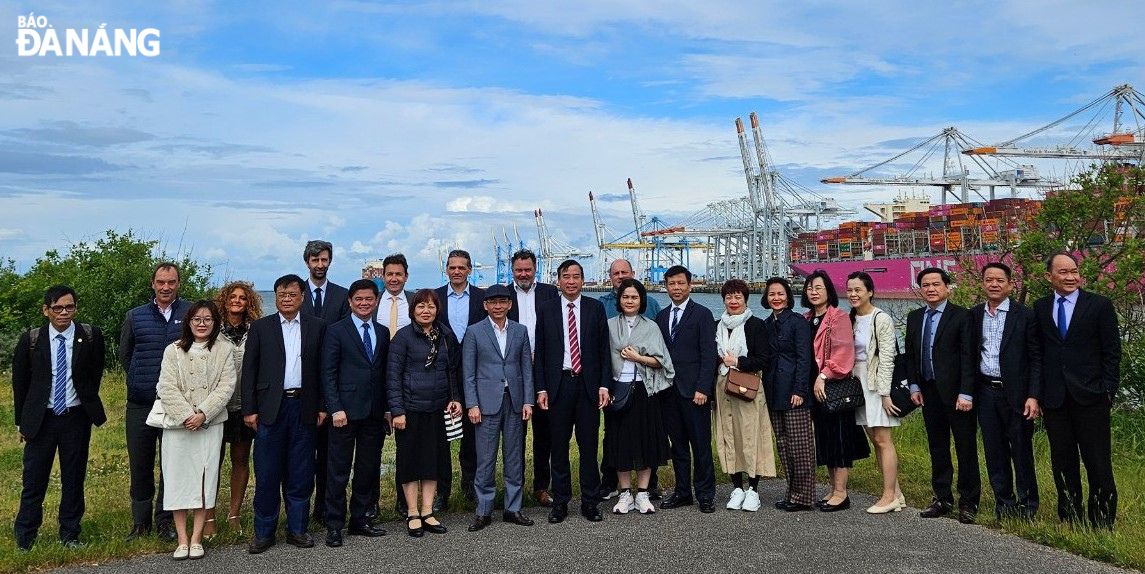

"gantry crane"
[533,208,594,284]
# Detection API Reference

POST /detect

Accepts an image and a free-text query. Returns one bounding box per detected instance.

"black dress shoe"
[422,515,447,534]
[156,523,177,542]
[919,499,953,518]
[286,531,315,548]
[958,506,978,524]
[248,536,275,554]
[548,503,569,523]
[774,500,790,510]
[126,524,151,541]
[467,515,492,532]
[819,497,851,512]
[502,511,535,526]
[814,499,829,510]
[325,529,343,548]
[648,487,663,501]
[698,500,717,514]
[581,504,603,522]
[406,515,424,538]
[348,522,387,537]
[777,501,814,512]
[660,493,695,509]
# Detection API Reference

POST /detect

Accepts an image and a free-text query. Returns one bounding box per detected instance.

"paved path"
[59,480,1130,574]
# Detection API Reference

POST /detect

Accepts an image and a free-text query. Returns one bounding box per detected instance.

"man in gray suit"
[462,285,535,531]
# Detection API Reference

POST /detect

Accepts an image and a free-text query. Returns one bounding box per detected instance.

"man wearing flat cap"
[461,284,535,531]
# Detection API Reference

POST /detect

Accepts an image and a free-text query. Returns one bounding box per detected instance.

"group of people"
[10,241,1121,558]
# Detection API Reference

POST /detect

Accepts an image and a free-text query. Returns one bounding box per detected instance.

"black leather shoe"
[156,523,177,542]
[814,498,829,510]
[919,499,953,518]
[819,497,851,512]
[247,536,275,554]
[422,514,447,534]
[325,529,343,548]
[958,506,978,524]
[648,487,663,501]
[660,493,695,509]
[502,511,534,526]
[580,504,603,522]
[286,531,315,548]
[777,501,814,512]
[467,515,492,532]
[405,515,424,538]
[548,503,568,523]
[348,522,387,537]
[126,524,151,541]
[698,500,717,514]
[774,500,790,510]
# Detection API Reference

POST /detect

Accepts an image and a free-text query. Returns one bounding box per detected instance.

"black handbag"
[822,374,865,414]
[607,377,636,412]
[888,341,918,417]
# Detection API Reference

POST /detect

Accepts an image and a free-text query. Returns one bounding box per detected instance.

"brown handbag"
[725,368,761,402]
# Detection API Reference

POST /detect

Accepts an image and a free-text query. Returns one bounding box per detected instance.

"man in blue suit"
[462,285,535,531]
[321,280,390,547]
[655,265,719,513]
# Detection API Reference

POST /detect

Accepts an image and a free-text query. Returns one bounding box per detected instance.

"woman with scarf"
[713,279,775,512]
[387,289,463,537]
[604,279,675,515]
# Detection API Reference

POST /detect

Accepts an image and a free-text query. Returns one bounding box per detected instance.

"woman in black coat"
[387,289,462,537]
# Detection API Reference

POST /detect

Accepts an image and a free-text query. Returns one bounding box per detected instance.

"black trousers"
[524,407,552,492]
[325,416,386,530]
[125,400,171,528]
[14,409,92,547]
[977,384,1038,516]
[919,383,981,508]
[661,391,715,502]
[438,416,477,503]
[1043,392,1116,527]
[313,423,329,519]
[549,373,602,507]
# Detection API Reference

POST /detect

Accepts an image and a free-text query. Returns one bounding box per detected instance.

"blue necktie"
[1057,296,1068,339]
[921,309,936,381]
[53,334,67,415]
[362,323,374,362]
[670,307,680,341]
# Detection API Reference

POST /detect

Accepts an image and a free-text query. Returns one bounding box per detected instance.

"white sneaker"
[635,492,656,514]
[741,488,761,512]
[612,491,635,514]
[726,488,746,510]
[603,489,619,500]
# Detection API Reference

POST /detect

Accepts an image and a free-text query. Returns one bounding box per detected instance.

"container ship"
[788,193,1040,298]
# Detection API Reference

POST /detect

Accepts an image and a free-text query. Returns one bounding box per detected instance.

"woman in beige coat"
[156,301,236,559]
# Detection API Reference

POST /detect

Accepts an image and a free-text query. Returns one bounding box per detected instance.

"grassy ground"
[1,372,1143,572]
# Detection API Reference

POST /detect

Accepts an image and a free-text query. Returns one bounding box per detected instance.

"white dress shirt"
[280,313,303,390]
[382,290,411,334]
[561,296,582,371]
[514,282,538,350]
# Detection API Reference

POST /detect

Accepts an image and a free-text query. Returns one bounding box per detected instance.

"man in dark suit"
[12,285,107,551]
[655,265,718,514]
[1032,252,1120,528]
[534,259,612,523]
[971,262,1041,520]
[463,284,535,531]
[243,274,328,554]
[506,248,559,507]
[321,279,389,548]
[299,240,350,526]
[906,267,980,523]
[435,248,487,506]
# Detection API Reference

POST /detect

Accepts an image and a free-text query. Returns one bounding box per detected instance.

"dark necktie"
[53,334,67,415]
[568,302,581,374]
[314,287,323,315]
[362,322,374,362]
[1057,296,1068,339]
[670,307,680,341]
[921,309,937,381]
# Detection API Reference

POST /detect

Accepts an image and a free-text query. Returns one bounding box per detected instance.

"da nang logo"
[16,13,159,57]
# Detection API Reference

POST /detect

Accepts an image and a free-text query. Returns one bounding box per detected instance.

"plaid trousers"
[771,408,816,505]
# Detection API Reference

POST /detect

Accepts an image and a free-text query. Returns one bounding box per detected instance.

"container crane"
[533,208,594,283]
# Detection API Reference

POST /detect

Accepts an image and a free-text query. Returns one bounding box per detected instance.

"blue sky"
[1,0,1143,288]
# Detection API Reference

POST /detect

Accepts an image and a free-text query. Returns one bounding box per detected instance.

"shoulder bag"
[725,368,761,402]
[872,311,917,417]
[819,313,865,414]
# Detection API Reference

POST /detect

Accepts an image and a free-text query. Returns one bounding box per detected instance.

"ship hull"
[790,254,1000,298]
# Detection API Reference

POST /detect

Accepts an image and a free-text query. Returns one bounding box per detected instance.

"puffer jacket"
[387,321,461,415]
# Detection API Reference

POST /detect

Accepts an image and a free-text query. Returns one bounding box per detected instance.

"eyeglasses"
[48,304,77,314]
[806,285,825,292]
[275,291,302,300]
[190,317,215,325]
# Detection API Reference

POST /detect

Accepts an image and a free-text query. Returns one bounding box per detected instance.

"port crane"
[533,208,594,284]
[587,179,702,284]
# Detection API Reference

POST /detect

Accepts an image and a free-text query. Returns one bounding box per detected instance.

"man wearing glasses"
[12,285,107,551]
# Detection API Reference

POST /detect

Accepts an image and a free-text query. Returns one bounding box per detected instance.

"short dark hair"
[720,279,750,300]
[981,262,1012,280]
[348,279,379,299]
[800,269,839,309]
[43,284,77,306]
[663,265,692,283]
[152,262,180,281]
[382,253,408,273]
[916,267,951,287]
[177,300,221,352]
[511,249,537,266]
[408,288,441,322]
[557,259,583,277]
[764,277,795,310]
[447,249,472,268]
[273,274,307,293]
[1045,251,1078,272]
[615,278,647,314]
[304,240,333,261]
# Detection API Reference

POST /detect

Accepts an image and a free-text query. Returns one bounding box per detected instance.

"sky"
[1,0,1143,289]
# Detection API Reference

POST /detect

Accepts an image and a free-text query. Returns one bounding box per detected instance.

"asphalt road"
[57,479,1130,574]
